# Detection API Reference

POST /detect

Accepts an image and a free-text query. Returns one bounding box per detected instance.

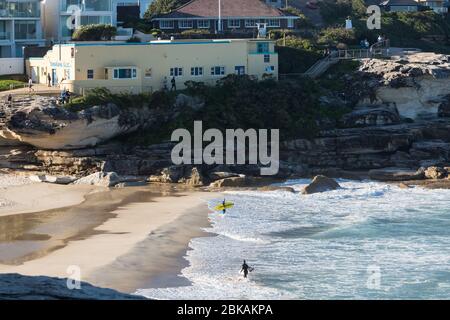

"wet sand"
[0,182,219,294]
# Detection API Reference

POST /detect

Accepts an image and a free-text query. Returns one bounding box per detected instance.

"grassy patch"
[0,80,26,92]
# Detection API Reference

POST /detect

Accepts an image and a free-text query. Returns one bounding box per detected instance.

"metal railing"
[302,40,391,78]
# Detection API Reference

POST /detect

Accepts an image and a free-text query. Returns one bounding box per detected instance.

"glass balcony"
[0,1,40,18]
[0,32,11,40]
[14,21,37,40]
[61,0,112,12]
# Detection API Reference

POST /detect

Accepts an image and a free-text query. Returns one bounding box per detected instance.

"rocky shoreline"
[1,53,450,190]
[0,274,145,300]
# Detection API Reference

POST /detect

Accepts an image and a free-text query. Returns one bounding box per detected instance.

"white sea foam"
[137,180,450,299]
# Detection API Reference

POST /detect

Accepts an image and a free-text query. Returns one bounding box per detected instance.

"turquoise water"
[137,180,450,299]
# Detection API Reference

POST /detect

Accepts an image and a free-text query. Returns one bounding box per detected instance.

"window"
[160,20,174,29]
[265,66,275,73]
[197,20,210,29]
[267,19,280,27]
[87,69,94,79]
[64,69,71,80]
[228,19,240,28]
[170,67,183,77]
[179,20,194,29]
[287,18,295,28]
[211,66,225,76]
[245,19,258,28]
[235,66,245,75]
[264,54,270,63]
[191,67,204,77]
[113,68,137,79]
[257,42,270,53]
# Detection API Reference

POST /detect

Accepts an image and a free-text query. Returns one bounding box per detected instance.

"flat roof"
[57,39,274,47]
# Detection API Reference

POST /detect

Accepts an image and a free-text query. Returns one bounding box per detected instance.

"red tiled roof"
[154,0,290,19]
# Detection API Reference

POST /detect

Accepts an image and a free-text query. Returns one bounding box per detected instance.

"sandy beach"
[0,174,219,294]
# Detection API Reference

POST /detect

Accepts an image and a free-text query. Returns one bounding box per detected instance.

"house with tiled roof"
[151,0,300,33]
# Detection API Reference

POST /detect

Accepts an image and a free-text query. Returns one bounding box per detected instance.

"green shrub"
[318,27,356,45]
[144,0,190,18]
[150,28,163,36]
[72,24,117,41]
[276,36,315,51]
[127,36,142,43]
[0,80,25,92]
[180,29,211,36]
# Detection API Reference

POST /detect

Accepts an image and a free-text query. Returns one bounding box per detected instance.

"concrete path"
[0,83,61,98]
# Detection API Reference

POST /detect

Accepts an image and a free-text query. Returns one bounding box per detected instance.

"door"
[52,69,57,86]
[31,67,38,83]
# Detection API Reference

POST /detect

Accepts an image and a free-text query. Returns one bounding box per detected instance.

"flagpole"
[218,0,222,32]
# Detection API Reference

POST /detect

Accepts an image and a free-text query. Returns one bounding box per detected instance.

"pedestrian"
[171,76,176,91]
[28,77,34,93]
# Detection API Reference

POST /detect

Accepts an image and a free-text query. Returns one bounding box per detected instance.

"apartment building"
[27,39,278,94]
[42,0,152,41]
[0,0,45,58]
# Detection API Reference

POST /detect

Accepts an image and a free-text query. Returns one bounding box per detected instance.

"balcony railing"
[61,0,112,12]
[0,32,11,40]
[0,2,40,18]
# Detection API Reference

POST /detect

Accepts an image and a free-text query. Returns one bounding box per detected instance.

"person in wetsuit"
[241,260,250,278]
[222,198,227,214]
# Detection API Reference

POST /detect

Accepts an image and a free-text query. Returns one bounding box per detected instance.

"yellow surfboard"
[213,202,234,211]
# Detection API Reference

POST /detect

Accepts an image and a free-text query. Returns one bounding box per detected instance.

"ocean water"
[136,180,450,299]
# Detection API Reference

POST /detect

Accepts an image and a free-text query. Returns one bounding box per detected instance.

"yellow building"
[27,39,278,95]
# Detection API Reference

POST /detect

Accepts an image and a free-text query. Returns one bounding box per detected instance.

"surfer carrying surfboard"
[241,260,253,278]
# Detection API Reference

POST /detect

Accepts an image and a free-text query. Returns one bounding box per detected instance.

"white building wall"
[0,58,24,75]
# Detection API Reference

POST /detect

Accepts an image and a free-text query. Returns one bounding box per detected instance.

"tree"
[143,0,190,19]
[72,24,117,41]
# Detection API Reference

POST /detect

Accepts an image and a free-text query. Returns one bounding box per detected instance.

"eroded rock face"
[73,172,120,187]
[0,96,171,150]
[341,105,401,127]
[351,53,450,120]
[301,175,340,194]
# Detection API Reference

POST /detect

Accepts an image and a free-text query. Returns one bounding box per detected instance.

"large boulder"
[148,165,185,183]
[29,174,77,185]
[424,166,447,179]
[368,167,425,181]
[149,165,206,186]
[301,175,340,194]
[73,172,120,187]
[209,176,248,188]
[178,167,206,187]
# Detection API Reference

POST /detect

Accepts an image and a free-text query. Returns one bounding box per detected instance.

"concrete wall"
[0,58,24,75]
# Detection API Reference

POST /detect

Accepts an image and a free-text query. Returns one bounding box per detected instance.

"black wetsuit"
[241,263,249,278]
